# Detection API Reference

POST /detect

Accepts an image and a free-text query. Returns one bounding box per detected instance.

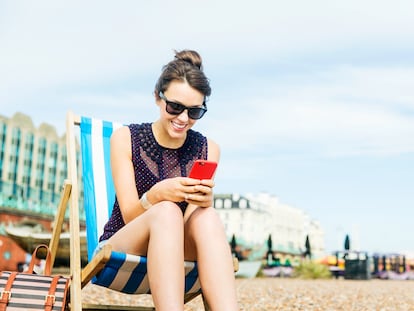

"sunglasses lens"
[188,108,206,119]
[166,101,185,115]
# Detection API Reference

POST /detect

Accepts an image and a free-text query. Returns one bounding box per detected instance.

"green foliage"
[293,261,332,279]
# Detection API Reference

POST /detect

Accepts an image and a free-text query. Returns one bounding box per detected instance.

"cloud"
[205,65,414,157]
[2,1,414,154]
[64,92,158,123]
[2,1,414,91]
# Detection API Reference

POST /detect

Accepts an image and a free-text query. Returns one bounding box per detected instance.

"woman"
[99,50,239,311]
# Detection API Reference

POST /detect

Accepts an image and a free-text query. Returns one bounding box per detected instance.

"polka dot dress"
[99,123,208,241]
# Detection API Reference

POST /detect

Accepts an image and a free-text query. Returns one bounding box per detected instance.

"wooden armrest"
[81,244,113,288]
[233,257,239,272]
[49,180,72,268]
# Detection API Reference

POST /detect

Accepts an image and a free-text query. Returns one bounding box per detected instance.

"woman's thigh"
[184,206,223,260]
[108,201,184,256]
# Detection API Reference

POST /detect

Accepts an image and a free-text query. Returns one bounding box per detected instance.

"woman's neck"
[151,121,186,149]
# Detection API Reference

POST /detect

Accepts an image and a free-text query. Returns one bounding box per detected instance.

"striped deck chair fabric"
[79,116,201,294]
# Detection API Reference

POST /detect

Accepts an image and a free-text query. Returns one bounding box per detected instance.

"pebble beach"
[82,277,414,310]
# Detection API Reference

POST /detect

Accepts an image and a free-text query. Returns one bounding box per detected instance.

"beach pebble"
[81,278,414,310]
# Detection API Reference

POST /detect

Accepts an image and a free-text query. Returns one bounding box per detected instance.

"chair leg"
[49,180,72,268]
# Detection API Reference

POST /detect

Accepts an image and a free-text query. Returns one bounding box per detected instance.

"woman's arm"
[110,126,144,223]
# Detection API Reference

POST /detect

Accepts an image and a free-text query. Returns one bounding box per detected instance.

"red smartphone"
[188,160,217,180]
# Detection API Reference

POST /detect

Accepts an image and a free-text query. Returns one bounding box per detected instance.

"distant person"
[95,50,239,311]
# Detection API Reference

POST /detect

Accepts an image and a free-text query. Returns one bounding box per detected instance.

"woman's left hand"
[184,178,215,208]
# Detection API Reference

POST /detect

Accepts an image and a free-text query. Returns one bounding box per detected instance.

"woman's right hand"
[149,176,214,206]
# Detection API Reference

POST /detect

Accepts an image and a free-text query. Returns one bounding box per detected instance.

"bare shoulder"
[111,126,130,141]
[110,126,131,154]
[207,137,220,162]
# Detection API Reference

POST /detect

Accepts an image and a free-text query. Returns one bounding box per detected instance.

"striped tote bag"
[0,245,69,311]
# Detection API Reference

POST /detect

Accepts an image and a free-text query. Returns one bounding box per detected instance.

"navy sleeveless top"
[99,123,208,241]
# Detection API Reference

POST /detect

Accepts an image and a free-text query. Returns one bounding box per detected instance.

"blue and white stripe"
[80,117,122,260]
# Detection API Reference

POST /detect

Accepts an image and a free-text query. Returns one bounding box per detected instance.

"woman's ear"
[154,91,162,107]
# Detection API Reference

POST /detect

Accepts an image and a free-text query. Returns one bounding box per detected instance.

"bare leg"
[184,207,239,311]
[108,201,185,311]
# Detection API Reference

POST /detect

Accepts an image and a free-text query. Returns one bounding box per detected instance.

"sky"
[1,1,414,255]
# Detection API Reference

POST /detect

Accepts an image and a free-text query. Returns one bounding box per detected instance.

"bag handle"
[27,244,52,276]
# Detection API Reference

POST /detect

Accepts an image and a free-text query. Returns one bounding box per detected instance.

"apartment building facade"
[214,192,325,261]
[0,112,81,216]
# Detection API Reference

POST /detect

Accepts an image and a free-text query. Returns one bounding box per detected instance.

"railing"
[0,182,85,220]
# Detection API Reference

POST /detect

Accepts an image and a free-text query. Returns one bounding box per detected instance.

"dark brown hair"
[155,50,211,101]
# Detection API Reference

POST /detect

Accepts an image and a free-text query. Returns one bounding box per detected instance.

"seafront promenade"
[82,277,414,310]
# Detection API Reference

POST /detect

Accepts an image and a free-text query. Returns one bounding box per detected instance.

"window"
[215,199,223,208]
[239,199,247,209]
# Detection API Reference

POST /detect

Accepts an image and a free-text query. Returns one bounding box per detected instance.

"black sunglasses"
[159,92,207,120]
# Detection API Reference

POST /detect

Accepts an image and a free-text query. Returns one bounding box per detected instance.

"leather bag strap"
[44,276,60,311]
[0,272,17,311]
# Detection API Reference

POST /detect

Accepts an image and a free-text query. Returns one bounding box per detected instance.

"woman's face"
[156,80,205,142]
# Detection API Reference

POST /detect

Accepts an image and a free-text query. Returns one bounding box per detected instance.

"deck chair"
[61,111,237,310]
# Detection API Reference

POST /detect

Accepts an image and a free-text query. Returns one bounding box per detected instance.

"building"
[214,193,269,260]
[214,192,325,262]
[0,112,82,270]
[0,112,82,216]
[214,194,268,243]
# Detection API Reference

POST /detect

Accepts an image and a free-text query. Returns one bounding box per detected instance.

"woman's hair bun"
[155,49,211,97]
[174,50,203,70]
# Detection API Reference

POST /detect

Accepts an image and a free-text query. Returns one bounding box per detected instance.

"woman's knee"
[150,201,184,227]
[186,207,223,235]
